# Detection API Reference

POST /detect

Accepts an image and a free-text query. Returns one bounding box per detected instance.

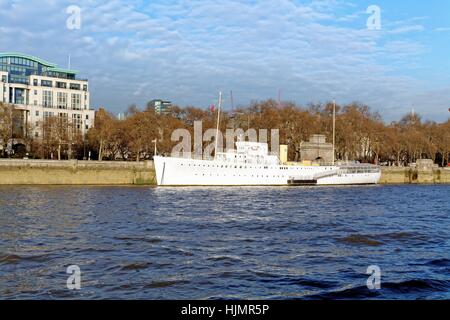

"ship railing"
[313,170,340,180]
[338,166,380,174]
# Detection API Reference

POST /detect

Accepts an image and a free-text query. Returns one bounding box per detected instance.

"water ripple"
[0,185,449,299]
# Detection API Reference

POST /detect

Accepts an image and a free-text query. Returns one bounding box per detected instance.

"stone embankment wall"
[0,160,156,185]
[380,167,450,184]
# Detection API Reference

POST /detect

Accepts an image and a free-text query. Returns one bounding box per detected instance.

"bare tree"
[87,108,116,161]
[0,103,13,157]
[76,100,450,167]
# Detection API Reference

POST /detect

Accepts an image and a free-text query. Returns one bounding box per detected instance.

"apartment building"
[149,99,172,115]
[0,52,95,140]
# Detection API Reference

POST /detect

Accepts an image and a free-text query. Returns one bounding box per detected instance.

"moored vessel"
[154,94,381,187]
[154,140,381,186]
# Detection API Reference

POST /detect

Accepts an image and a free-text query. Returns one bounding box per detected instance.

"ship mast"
[230,90,234,110]
[332,99,336,165]
[214,91,222,160]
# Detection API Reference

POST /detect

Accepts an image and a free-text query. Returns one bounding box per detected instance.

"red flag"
[210,104,215,113]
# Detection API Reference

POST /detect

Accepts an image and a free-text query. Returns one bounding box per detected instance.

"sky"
[0,0,449,122]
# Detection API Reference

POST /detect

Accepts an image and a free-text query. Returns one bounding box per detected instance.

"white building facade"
[0,52,95,140]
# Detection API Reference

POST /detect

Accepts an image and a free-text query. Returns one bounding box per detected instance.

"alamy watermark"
[170,121,280,159]
[366,265,381,290]
[66,265,81,290]
[366,5,381,30]
[66,5,82,30]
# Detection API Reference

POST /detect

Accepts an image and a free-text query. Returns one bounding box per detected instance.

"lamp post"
[153,139,157,157]
[83,138,87,160]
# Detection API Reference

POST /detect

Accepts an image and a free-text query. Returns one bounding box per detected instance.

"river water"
[0,185,449,300]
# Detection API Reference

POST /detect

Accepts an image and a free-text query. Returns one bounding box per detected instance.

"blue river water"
[0,185,449,300]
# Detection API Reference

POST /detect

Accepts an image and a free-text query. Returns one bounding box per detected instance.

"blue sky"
[1,0,449,122]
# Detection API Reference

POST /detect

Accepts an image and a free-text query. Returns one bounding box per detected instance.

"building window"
[33,79,38,86]
[1,75,6,83]
[34,100,37,106]
[70,83,81,90]
[56,82,67,89]
[35,132,39,138]
[35,110,39,116]
[86,115,89,120]
[57,92,67,109]
[34,90,37,95]
[42,90,53,108]
[71,93,81,110]
[41,80,52,87]
[72,113,82,131]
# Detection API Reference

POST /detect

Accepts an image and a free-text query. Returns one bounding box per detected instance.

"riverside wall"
[0,160,156,185]
[380,167,450,184]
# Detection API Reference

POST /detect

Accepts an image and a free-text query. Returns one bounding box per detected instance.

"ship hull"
[154,156,381,186]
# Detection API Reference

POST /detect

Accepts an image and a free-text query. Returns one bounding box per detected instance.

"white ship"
[153,94,381,186]
[154,141,381,186]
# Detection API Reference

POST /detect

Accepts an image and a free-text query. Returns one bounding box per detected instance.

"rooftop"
[0,52,80,78]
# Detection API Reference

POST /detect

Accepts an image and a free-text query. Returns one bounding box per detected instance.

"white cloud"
[0,0,448,122]
[388,25,425,34]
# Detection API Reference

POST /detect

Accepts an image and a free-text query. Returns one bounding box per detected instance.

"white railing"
[313,170,340,179]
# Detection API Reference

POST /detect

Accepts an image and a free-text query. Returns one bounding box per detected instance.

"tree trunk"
[58,144,61,161]
[68,143,72,160]
[99,139,103,161]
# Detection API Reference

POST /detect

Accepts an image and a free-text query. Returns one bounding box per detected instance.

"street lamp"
[83,138,87,160]
[153,139,157,157]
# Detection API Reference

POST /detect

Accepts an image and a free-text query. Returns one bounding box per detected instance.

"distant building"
[0,52,95,140]
[149,99,172,115]
[299,134,333,164]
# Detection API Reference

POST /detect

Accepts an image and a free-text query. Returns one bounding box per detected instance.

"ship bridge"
[236,141,269,156]
[216,141,279,165]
